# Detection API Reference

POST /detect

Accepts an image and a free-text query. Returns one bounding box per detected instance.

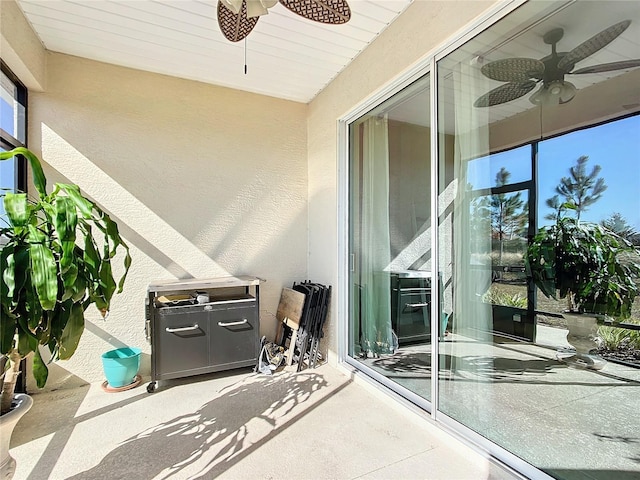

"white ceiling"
[15,0,413,103]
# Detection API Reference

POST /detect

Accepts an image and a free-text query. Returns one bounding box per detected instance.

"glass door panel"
[436,1,640,478]
[348,73,433,401]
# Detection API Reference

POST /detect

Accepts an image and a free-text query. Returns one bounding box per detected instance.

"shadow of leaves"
[67,371,329,479]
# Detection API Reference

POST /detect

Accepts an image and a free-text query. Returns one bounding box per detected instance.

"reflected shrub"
[597,324,640,351]
[482,290,527,308]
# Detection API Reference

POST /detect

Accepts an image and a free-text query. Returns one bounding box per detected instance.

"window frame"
[1,60,28,195]
[1,60,28,394]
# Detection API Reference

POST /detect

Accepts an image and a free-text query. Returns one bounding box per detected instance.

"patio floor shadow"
[10,364,518,480]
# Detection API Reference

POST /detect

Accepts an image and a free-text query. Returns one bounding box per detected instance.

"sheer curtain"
[452,60,493,341]
[358,115,394,356]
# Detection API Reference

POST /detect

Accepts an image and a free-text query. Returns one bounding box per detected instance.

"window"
[1,61,27,218]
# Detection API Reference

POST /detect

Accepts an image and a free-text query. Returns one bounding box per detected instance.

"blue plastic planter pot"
[101,347,141,388]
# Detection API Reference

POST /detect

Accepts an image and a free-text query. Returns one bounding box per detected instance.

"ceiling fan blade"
[481,58,544,82]
[558,20,631,72]
[571,59,640,74]
[279,0,351,24]
[474,81,537,107]
[218,0,259,42]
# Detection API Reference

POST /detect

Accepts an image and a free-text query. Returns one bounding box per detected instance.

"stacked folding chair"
[276,281,331,371]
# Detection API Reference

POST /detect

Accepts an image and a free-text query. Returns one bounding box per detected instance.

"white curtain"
[358,115,394,356]
[452,60,493,340]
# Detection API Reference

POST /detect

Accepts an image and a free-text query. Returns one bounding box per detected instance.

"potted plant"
[525,213,640,369]
[0,147,131,478]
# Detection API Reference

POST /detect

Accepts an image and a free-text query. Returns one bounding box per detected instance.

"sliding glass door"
[346,1,640,478]
[435,1,640,478]
[348,74,433,402]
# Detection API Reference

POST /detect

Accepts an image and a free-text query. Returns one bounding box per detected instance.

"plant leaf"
[0,148,47,198]
[99,259,116,306]
[16,316,37,356]
[54,196,78,271]
[56,184,94,219]
[0,246,17,353]
[25,277,44,330]
[4,193,29,227]
[4,246,29,302]
[61,263,79,301]
[58,302,85,360]
[28,224,59,311]
[33,347,49,388]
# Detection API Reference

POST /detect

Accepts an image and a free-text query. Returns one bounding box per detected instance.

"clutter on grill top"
[154,291,213,307]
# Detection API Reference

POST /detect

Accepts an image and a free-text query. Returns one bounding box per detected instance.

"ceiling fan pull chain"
[244,37,248,74]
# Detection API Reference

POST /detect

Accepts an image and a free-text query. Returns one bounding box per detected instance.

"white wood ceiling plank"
[19,4,221,51]
[26,19,235,67]
[37,22,339,86]
[139,0,217,21]
[243,34,352,67]
[350,0,410,22]
[253,10,373,43]
[353,0,412,15]
[249,22,361,57]
[19,1,219,43]
[16,0,414,103]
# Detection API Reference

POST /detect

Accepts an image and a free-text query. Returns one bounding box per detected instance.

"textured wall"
[24,53,308,389]
[307,1,498,362]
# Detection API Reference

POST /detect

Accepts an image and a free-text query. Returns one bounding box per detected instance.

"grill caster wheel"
[147,382,156,393]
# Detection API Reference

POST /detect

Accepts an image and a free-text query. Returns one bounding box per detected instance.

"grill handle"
[218,319,248,327]
[165,324,199,333]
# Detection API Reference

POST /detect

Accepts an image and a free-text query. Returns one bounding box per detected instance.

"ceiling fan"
[217,0,351,43]
[474,20,640,107]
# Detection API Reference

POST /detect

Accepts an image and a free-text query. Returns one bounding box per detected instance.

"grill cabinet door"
[210,303,258,368]
[156,305,210,377]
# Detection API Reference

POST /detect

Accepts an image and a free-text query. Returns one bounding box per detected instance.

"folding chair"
[274,287,306,366]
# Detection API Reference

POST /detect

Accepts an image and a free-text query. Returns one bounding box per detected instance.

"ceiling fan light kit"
[220,0,278,18]
[474,19,640,108]
[530,80,576,106]
[217,0,351,43]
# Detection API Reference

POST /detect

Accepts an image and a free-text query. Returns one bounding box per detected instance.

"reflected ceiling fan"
[217,0,351,43]
[474,20,640,107]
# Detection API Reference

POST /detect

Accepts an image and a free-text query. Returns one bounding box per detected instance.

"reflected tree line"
[470,154,639,268]
[469,153,640,360]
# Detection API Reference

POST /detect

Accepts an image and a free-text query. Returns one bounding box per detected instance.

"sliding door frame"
[337,0,554,479]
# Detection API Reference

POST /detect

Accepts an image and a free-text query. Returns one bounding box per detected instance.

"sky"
[468,115,640,230]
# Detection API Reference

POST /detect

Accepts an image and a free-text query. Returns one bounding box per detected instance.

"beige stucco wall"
[16,51,308,389]
[307,0,499,362]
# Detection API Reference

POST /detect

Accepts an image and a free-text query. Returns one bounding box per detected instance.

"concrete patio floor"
[9,364,521,480]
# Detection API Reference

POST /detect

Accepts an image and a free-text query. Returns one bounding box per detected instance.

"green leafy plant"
[482,289,527,308]
[597,325,632,350]
[525,214,640,319]
[0,147,131,415]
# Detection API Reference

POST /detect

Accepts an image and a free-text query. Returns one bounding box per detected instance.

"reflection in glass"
[437,1,640,478]
[349,74,433,401]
